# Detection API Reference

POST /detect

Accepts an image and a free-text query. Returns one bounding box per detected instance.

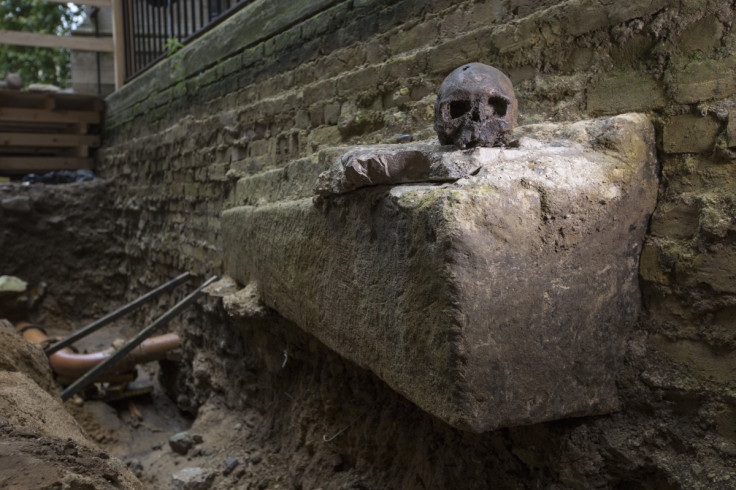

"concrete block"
[222,114,659,432]
[663,114,721,154]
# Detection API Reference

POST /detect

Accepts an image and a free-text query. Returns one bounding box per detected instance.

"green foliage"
[165,37,185,87]
[0,0,78,87]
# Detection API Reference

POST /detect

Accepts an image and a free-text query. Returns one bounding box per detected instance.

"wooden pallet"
[0,89,104,175]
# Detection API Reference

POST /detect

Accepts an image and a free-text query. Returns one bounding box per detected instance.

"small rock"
[169,432,195,455]
[171,467,215,490]
[0,196,31,213]
[0,276,27,296]
[223,457,239,476]
[6,73,22,89]
[126,458,143,478]
[250,453,262,465]
[719,441,736,456]
[28,83,60,92]
[63,440,78,457]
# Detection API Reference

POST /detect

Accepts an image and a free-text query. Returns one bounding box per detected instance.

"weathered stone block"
[639,240,671,286]
[691,245,736,294]
[649,200,700,239]
[587,71,665,114]
[313,142,483,196]
[390,20,437,56]
[222,114,658,432]
[679,15,724,56]
[663,114,721,154]
[670,55,736,104]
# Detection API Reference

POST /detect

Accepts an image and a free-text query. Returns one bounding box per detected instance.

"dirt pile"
[0,321,143,489]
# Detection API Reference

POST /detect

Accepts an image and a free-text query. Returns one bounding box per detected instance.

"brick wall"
[99,0,736,484]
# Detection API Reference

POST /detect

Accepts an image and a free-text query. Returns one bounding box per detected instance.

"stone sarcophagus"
[222,114,658,432]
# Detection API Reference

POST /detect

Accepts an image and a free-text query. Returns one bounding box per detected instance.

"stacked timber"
[0,89,103,174]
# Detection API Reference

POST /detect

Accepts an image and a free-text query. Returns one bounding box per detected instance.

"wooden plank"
[0,30,114,52]
[0,89,103,110]
[0,132,100,147]
[0,156,93,173]
[42,0,112,8]
[0,107,100,124]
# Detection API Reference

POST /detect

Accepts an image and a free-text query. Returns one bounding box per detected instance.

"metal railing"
[120,0,251,81]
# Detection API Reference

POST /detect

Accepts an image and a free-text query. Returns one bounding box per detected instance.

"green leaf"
[0,0,80,87]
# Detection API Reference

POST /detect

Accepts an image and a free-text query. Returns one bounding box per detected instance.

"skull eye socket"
[489,96,508,117]
[449,100,471,119]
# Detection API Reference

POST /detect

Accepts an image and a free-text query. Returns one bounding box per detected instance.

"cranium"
[434,63,518,149]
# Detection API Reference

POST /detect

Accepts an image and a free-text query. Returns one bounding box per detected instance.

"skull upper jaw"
[434,98,516,149]
[436,115,515,149]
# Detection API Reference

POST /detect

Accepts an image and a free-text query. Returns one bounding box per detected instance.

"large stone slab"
[222,114,659,432]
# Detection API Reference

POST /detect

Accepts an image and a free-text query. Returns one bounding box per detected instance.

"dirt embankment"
[0,321,143,489]
[0,180,127,328]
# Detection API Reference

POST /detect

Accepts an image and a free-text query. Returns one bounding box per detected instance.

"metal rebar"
[60,275,217,402]
[45,272,191,356]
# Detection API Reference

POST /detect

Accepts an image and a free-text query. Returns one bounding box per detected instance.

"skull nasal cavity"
[450,100,471,119]
[489,96,508,117]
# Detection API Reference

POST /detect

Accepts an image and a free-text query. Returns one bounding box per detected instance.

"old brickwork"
[98,0,736,486]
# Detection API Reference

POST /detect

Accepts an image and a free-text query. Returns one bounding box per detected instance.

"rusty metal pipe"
[18,322,180,382]
[61,276,216,401]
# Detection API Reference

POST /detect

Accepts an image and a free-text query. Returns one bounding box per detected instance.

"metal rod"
[144,0,152,67]
[199,0,204,31]
[131,0,139,73]
[45,272,191,356]
[158,0,165,55]
[122,0,131,78]
[179,2,187,42]
[61,275,217,402]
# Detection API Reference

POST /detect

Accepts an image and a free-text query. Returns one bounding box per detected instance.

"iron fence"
[121,0,251,81]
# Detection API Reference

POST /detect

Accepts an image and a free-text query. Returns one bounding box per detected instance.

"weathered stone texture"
[670,55,736,105]
[587,72,665,114]
[663,114,722,154]
[222,114,658,432]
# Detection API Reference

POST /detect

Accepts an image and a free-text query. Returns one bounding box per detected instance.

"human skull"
[434,63,518,149]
